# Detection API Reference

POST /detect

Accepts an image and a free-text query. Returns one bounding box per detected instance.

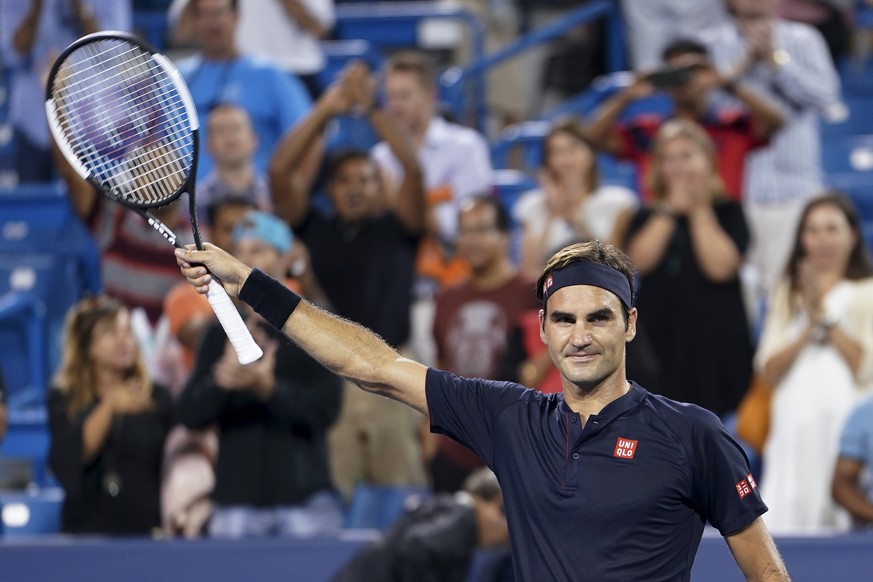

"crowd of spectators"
[3,1,873,577]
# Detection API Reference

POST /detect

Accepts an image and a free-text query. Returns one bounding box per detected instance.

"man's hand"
[175,243,252,298]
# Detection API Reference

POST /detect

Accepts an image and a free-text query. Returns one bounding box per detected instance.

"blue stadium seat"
[0,420,53,487]
[0,184,101,408]
[318,40,384,92]
[344,485,431,530]
[0,488,63,537]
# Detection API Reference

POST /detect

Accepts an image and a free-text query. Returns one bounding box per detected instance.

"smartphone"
[648,64,696,89]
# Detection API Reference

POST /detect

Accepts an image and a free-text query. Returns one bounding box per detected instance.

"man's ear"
[538,309,547,345]
[625,307,638,343]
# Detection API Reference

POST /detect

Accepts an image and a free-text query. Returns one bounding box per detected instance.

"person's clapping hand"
[213,323,278,400]
[340,60,377,116]
[107,378,155,415]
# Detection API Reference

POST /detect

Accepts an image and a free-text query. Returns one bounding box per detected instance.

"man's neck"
[410,115,434,150]
[215,163,255,192]
[562,371,631,423]
[470,258,516,291]
[202,46,238,62]
[675,101,707,121]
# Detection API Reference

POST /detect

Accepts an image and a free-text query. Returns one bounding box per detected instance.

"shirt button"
[570,416,577,423]
[572,452,580,460]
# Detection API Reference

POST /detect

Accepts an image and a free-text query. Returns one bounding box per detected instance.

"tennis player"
[176,239,789,581]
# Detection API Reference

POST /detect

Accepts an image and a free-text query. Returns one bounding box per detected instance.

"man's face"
[210,203,251,250]
[384,70,434,132]
[234,238,285,278]
[539,285,636,392]
[728,0,777,29]
[456,203,508,273]
[207,106,256,167]
[663,53,709,110]
[193,0,237,56]
[327,157,381,223]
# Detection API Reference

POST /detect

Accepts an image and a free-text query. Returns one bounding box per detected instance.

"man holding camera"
[587,38,783,202]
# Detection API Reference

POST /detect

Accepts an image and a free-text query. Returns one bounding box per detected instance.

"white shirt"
[371,116,494,242]
[513,185,638,257]
[170,0,333,74]
[700,20,841,205]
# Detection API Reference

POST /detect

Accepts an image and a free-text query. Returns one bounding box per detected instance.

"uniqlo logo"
[736,478,752,499]
[613,437,638,459]
[746,473,757,490]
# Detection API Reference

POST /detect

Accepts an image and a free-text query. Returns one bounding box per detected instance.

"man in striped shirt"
[700,0,840,302]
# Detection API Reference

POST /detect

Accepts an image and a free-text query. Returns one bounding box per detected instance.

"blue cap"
[231,210,293,253]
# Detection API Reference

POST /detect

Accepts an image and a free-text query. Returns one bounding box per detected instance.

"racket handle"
[206,279,263,364]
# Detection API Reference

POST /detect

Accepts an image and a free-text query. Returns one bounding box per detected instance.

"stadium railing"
[440,0,626,132]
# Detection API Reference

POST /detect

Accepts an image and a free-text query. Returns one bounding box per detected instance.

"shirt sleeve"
[771,23,840,114]
[714,200,751,257]
[426,368,530,466]
[47,389,87,500]
[838,400,873,461]
[685,407,768,536]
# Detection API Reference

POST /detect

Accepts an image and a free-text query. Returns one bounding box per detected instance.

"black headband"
[542,262,632,309]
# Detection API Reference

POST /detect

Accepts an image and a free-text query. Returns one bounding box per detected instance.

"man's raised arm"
[724,518,790,582]
[175,244,429,414]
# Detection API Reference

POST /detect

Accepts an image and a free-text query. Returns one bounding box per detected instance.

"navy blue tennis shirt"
[426,368,767,582]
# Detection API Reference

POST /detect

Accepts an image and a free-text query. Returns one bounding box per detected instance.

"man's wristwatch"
[812,316,838,344]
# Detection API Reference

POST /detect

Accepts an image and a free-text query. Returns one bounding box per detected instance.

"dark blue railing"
[440,0,625,132]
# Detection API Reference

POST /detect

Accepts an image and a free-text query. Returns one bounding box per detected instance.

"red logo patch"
[746,473,757,490]
[543,274,554,295]
[613,437,638,459]
[736,478,752,499]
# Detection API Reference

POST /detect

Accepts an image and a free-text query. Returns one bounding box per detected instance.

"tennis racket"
[45,31,263,364]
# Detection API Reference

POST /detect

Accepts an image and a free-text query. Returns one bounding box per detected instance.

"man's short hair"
[460,195,511,234]
[325,148,375,183]
[536,241,636,324]
[192,0,238,12]
[205,195,256,226]
[463,468,501,502]
[385,50,437,91]
[661,38,709,62]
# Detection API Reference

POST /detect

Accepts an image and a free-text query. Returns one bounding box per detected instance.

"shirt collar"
[555,382,647,422]
[422,116,449,149]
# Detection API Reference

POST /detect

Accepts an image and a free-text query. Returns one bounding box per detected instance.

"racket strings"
[51,39,194,205]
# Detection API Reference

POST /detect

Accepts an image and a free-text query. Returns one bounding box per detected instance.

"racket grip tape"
[205,279,263,364]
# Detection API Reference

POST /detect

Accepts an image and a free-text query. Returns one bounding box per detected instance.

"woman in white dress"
[513,119,638,280]
[756,193,873,534]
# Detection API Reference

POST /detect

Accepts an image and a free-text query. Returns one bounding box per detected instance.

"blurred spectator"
[701,0,841,302]
[0,0,130,183]
[170,0,332,99]
[48,296,175,535]
[178,210,343,538]
[425,196,539,494]
[196,104,272,220]
[756,193,873,533]
[779,0,852,66]
[624,120,753,417]
[833,394,873,528]
[515,119,638,280]
[620,0,728,71]
[270,62,428,500]
[372,50,494,367]
[331,467,512,582]
[587,38,783,202]
[175,0,313,181]
[53,138,192,327]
